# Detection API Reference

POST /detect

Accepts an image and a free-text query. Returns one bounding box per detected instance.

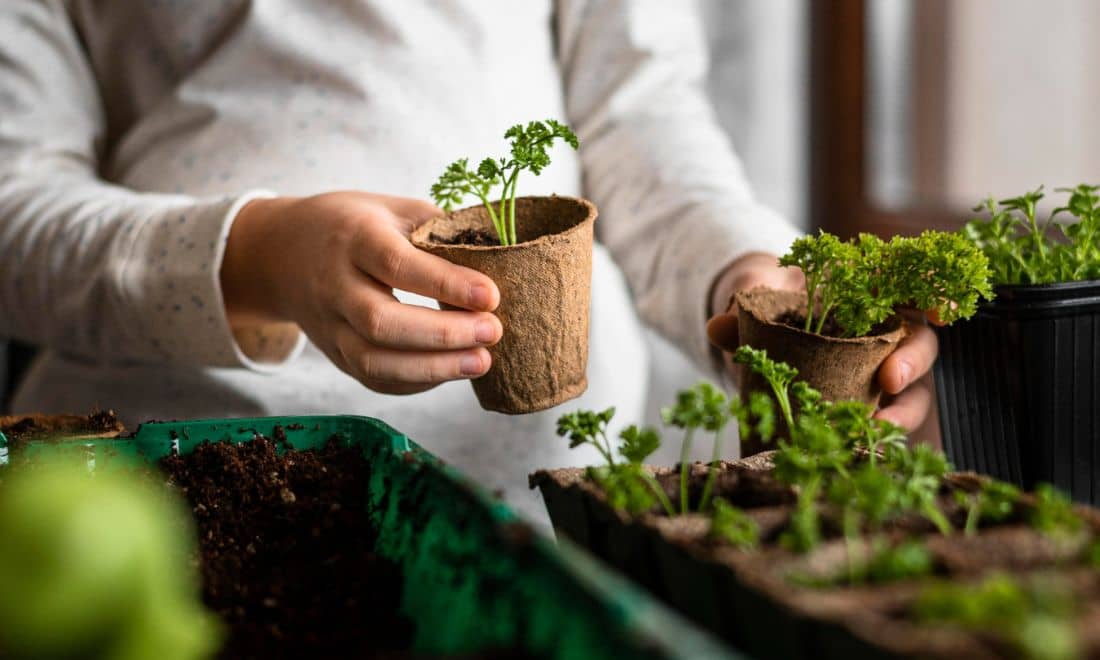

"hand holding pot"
[221,192,503,394]
[705,252,938,431]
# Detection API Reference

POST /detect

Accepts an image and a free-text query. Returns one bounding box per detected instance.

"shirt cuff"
[117,190,306,370]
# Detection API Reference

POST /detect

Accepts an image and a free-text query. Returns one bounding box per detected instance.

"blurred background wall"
[643,0,807,462]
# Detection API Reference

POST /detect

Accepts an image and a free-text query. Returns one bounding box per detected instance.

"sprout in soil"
[662,382,731,514]
[778,229,993,337]
[430,119,579,246]
[954,479,1020,536]
[914,573,1080,660]
[556,408,674,516]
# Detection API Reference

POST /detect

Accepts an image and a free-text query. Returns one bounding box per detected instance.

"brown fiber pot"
[731,287,908,455]
[411,196,597,414]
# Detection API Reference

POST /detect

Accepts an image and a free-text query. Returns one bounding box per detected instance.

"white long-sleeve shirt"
[0,0,800,522]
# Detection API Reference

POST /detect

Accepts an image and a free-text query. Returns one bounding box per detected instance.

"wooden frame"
[809,0,960,239]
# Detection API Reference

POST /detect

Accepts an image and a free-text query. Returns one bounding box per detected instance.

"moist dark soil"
[160,435,413,660]
[429,228,498,246]
[0,409,123,445]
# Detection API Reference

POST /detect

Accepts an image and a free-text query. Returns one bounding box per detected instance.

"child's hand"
[221,192,502,394]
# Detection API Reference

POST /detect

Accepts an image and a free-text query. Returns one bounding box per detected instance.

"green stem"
[587,439,614,469]
[923,502,953,536]
[698,425,726,513]
[478,195,506,246]
[964,497,981,536]
[598,431,616,467]
[679,428,696,514]
[641,472,676,517]
[803,276,820,332]
[502,170,520,246]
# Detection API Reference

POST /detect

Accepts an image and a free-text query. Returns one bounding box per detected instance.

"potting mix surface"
[160,432,415,659]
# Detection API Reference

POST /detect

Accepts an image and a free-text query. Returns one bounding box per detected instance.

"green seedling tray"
[0,416,743,660]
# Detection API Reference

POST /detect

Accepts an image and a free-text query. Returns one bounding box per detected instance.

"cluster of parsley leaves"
[778,230,993,337]
[965,184,1100,285]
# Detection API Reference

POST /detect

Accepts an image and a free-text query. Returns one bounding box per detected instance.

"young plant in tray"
[413,120,596,414]
[556,408,674,516]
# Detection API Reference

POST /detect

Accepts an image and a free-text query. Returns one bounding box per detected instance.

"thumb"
[706,311,740,351]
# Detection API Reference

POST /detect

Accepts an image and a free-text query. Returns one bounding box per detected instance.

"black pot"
[933,279,1100,503]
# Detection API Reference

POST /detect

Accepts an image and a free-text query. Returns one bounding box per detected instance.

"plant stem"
[598,431,616,467]
[679,428,695,514]
[641,472,676,517]
[478,195,507,246]
[698,425,726,513]
[964,497,981,536]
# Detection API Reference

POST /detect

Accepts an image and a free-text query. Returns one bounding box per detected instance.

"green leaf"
[709,499,759,549]
[618,425,661,464]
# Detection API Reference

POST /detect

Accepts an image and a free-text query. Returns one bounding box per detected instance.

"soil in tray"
[160,435,414,659]
[0,409,124,446]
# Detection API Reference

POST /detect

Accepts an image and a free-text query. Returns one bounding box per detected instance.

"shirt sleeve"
[555,0,803,373]
[0,1,303,369]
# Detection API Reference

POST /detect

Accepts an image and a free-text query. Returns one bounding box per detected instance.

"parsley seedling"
[955,480,1020,536]
[914,574,1080,660]
[662,383,730,514]
[556,409,674,516]
[779,230,992,337]
[966,183,1100,284]
[709,498,759,550]
[431,119,578,246]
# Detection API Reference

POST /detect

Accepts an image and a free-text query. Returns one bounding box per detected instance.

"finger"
[706,311,740,351]
[335,325,491,384]
[341,286,502,350]
[878,322,938,395]
[379,196,444,229]
[873,377,933,431]
[362,380,440,396]
[360,235,500,311]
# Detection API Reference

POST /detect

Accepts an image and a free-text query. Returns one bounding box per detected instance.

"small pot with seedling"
[709,230,993,455]
[532,347,1100,659]
[937,184,1100,504]
[412,119,596,414]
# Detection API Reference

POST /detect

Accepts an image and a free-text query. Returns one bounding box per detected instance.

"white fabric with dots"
[0,0,800,524]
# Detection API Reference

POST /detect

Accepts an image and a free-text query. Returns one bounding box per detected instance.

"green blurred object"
[0,416,742,660]
[0,459,221,660]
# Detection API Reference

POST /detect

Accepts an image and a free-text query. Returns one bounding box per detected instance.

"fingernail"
[896,361,913,389]
[470,284,493,310]
[475,319,498,344]
[460,354,485,376]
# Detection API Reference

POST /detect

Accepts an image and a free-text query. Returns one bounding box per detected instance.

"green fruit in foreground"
[0,461,221,660]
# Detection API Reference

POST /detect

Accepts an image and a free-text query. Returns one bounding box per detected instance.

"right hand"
[220,191,502,394]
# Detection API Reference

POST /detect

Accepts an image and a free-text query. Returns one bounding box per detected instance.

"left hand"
[705,252,938,431]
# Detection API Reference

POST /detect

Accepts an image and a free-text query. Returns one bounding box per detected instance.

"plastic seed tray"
[0,415,743,660]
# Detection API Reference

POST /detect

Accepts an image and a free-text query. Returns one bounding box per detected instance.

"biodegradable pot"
[732,287,908,455]
[411,196,596,414]
[934,280,1100,504]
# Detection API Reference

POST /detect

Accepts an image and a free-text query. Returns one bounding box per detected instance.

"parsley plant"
[431,119,578,246]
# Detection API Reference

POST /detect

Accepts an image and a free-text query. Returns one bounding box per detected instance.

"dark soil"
[0,409,124,445]
[160,435,413,659]
[775,310,896,339]
[429,228,498,246]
